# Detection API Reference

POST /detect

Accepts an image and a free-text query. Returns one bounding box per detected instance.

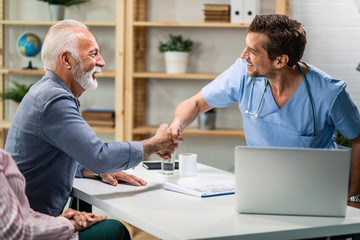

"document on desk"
[163,181,235,198]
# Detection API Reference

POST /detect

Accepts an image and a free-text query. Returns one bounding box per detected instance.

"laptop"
[235,146,351,217]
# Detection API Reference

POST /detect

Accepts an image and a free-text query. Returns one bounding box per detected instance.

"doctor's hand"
[99,172,147,186]
[141,123,177,160]
[169,119,183,144]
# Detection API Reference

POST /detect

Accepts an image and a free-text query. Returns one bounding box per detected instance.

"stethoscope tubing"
[245,62,316,136]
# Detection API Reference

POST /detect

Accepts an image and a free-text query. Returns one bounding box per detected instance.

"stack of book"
[82,109,115,128]
[203,4,230,23]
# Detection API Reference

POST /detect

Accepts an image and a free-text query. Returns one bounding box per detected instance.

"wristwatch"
[94,173,102,180]
[347,194,360,203]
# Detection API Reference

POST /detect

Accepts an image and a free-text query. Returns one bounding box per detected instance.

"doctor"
[169,14,360,208]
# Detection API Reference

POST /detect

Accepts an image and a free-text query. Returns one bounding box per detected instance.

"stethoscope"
[245,63,316,136]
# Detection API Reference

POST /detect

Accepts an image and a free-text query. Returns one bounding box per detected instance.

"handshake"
[141,123,183,160]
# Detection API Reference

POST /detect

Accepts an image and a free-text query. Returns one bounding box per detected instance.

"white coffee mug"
[179,153,197,177]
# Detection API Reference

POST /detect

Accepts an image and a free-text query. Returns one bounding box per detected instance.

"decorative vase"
[164,51,189,74]
[48,4,65,21]
[198,111,216,130]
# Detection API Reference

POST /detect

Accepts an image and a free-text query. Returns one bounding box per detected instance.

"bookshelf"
[0,0,125,147]
[124,0,290,141]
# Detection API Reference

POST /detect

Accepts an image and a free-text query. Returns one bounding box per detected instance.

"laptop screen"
[235,146,350,217]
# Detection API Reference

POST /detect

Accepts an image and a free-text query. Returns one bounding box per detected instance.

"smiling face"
[72,30,105,90]
[240,32,277,79]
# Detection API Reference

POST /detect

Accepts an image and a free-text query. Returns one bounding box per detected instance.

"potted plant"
[1,81,33,108]
[37,0,90,20]
[158,34,193,74]
[198,108,216,130]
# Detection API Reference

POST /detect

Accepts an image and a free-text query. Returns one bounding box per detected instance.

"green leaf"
[0,81,33,103]
[158,34,193,52]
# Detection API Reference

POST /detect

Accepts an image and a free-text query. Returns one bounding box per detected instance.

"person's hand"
[61,208,107,232]
[170,119,183,144]
[141,123,177,160]
[99,171,147,186]
[153,124,177,159]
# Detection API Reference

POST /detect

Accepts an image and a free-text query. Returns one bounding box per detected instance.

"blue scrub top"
[202,58,360,148]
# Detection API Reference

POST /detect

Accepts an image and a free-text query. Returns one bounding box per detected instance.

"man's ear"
[60,51,72,69]
[274,54,289,69]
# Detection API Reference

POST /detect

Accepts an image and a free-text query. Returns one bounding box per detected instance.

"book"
[204,19,230,23]
[204,4,230,11]
[163,181,235,198]
[85,119,115,127]
[82,109,115,119]
[83,116,115,122]
[204,10,230,16]
[205,16,230,21]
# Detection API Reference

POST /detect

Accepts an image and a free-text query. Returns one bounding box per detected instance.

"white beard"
[72,60,101,90]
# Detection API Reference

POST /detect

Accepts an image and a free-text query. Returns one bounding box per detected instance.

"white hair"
[41,19,88,71]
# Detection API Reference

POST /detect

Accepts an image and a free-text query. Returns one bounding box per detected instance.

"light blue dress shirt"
[202,58,360,148]
[5,71,143,216]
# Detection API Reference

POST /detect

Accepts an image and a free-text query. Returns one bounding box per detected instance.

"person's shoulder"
[221,58,248,77]
[29,75,75,103]
[235,58,247,67]
[306,63,346,90]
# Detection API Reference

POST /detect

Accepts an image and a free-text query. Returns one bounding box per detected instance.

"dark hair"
[248,14,306,66]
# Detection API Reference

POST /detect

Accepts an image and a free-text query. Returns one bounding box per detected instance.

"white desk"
[72,163,360,240]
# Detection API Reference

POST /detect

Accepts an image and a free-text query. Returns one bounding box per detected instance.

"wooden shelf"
[0,20,116,27]
[0,68,116,78]
[133,72,219,80]
[133,125,245,138]
[133,21,249,28]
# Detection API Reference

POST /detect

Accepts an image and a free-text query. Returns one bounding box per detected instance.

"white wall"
[5,0,360,172]
[292,0,360,105]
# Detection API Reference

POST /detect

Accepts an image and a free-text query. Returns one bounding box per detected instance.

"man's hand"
[99,171,147,186]
[82,168,147,187]
[141,123,177,160]
[61,208,107,232]
[169,119,183,144]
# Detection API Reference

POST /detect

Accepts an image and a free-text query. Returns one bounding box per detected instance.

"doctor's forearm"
[171,92,212,132]
[171,98,201,133]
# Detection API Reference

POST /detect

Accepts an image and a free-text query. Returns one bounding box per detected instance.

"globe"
[17,33,42,69]
[18,33,42,57]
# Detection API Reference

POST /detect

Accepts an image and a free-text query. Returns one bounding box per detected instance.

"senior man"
[5,19,176,217]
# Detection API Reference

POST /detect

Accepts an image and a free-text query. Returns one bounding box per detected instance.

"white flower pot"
[164,51,189,74]
[48,4,65,21]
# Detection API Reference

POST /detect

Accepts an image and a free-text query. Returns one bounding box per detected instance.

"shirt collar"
[45,70,81,108]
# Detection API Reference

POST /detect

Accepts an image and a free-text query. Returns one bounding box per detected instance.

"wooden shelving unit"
[0,0,126,146]
[124,0,290,141]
